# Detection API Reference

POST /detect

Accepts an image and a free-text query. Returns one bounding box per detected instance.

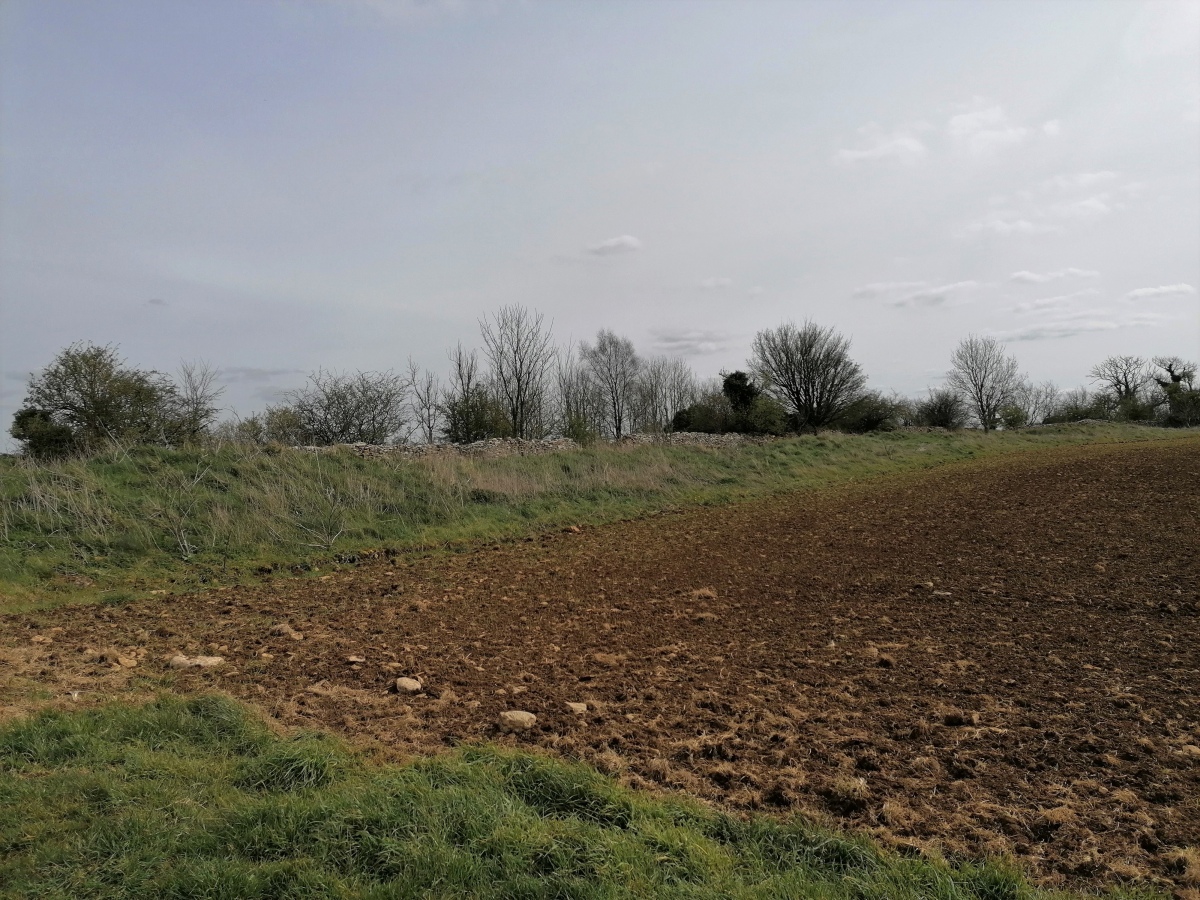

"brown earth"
[3,438,1199,894]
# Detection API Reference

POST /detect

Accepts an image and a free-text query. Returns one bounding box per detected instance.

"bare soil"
[4,438,1199,894]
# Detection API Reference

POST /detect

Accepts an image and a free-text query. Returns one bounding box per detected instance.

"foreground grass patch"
[0,424,1188,611]
[0,695,1152,899]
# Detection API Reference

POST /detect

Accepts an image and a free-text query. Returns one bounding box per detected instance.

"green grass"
[0,424,1191,612]
[0,695,1157,899]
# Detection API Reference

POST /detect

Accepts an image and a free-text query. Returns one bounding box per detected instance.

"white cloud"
[1125,283,1197,300]
[1009,268,1100,283]
[1013,287,1101,313]
[967,213,1057,236]
[698,276,733,290]
[946,104,1028,154]
[1121,0,1200,61]
[1042,119,1062,136]
[1049,194,1113,218]
[851,280,927,298]
[585,235,643,256]
[834,124,926,164]
[1042,171,1118,191]
[890,280,981,307]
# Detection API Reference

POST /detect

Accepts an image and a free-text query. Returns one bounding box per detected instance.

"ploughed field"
[3,438,1198,892]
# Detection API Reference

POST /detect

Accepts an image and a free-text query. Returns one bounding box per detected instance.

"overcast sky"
[2,0,1198,440]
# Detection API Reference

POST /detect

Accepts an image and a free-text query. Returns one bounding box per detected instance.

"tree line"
[9,307,1199,458]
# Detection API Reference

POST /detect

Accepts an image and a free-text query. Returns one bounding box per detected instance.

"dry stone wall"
[296,432,776,460]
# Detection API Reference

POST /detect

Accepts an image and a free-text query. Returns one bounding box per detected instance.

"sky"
[2,0,1198,441]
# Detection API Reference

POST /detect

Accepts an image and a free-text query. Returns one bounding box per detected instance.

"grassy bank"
[0,424,1188,612]
[0,695,1155,899]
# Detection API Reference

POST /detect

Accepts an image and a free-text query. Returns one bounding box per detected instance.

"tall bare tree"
[1151,356,1196,390]
[173,360,225,443]
[1089,355,1148,403]
[407,359,442,444]
[945,335,1020,431]
[749,320,866,432]
[581,329,642,438]
[663,357,699,431]
[478,305,555,440]
[634,356,699,433]
[1151,356,1200,426]
[554,343,603,441]
[1009,379,1060,426]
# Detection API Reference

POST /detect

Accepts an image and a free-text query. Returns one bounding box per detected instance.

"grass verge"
[1,424,1191,612]
[0,694,1159,899]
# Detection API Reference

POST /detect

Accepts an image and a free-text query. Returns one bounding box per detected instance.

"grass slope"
[0,425,1187,612]
[0,695,1157,900]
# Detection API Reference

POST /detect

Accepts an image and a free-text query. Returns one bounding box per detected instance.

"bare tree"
[173,360,225,443]
[634,356,699,433]
[1152,356,1197,390]
[1089,356,1149,403]
[1151,356,1200,427]
[749,320,866,432]
[282,369,410,445]
[663,357,699,431]
[581,329,642,439]
[440,343,507,443]
[553,343,603,441]
[407,359,442,445]
[478,305,555,440]
[1009,379,1060,427]
[946,335,1020,431]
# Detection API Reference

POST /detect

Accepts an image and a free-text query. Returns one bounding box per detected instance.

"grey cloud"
[851,280,927,298]
[650,329,732,355]
[1009,268,1100,283]
[1003,321,1118,341]
[586,235,643,256]
[220,366,308,384]
[1013,287,1101,313]
[1125,283,1196,300]
[1000,308,1164,341]
[890,280,981,307]
[148,297,168,306]
[698,276,733,290]
[334,0,496,25]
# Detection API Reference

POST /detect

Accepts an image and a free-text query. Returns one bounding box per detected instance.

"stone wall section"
[296,432,776,460]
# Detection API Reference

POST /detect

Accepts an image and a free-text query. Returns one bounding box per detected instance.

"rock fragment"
[566,702,588,715]
[169,654,225,670]
[270,624,304,640]
[499,710,537,732]
[395,677,423,694]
